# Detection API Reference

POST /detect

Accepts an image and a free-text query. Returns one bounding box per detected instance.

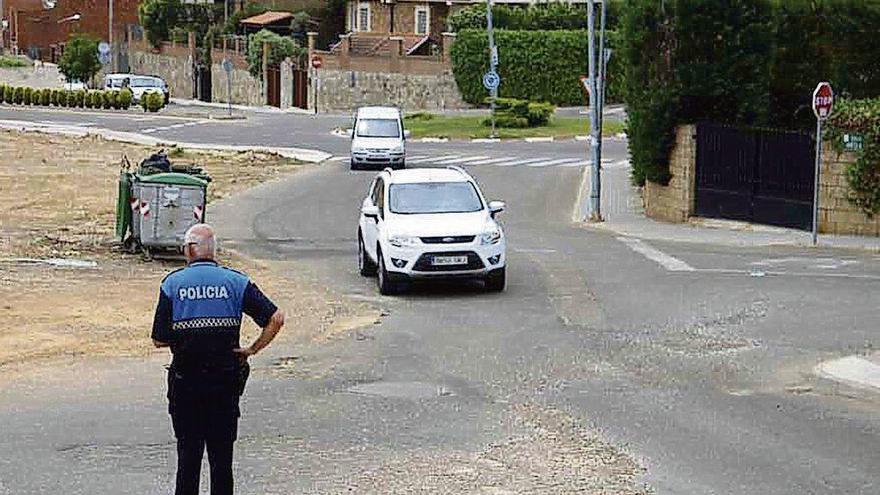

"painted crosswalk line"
[327,153,627,169]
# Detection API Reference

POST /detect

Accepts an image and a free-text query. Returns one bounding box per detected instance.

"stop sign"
[311,56,323,70]
[812,82,834,120]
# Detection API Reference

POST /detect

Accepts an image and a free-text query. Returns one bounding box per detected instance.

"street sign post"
[811,82,834,245]
[222,59,233,117]
[582,0,608,222]
[485,0,498,137]
[311,56,323,114]
[482,71,500,92]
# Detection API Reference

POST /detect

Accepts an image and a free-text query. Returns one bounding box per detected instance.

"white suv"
[358,166,507,294]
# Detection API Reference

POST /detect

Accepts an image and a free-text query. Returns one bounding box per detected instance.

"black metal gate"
[195,66,212,102]
[695,123,815,230]
[266,65,281,107]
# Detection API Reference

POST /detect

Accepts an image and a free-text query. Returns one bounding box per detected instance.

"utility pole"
[584,0,606,222]
[486,0,497,138]
[108,0,114,71]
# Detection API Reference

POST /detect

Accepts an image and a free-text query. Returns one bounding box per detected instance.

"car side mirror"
[403,129,411,139]
[362,205,380,219]
[488,200,506,217]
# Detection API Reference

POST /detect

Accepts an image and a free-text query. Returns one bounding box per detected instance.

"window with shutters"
[357,3,371,32]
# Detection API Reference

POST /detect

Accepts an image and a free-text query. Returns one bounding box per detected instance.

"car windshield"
[357,118,400,138]
[132,78,160,88]
[389,182,484,214]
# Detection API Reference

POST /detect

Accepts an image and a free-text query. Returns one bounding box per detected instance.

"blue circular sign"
[482,71,500,91]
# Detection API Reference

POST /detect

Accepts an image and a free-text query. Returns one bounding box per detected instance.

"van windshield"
[131,78,161,88]
[356,119,400,138]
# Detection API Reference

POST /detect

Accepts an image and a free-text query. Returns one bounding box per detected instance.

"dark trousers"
[176,435,234,495]
[168,368,240,495]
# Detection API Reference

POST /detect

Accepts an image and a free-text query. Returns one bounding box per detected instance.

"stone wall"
[210,56,262,107]
[818,146,880,236]
[316,68,466,111]
[0,64,64,89]
[129,48,193,101]
[644,125,697,223]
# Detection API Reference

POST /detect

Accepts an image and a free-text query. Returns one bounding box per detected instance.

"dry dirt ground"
[0,129,377,377]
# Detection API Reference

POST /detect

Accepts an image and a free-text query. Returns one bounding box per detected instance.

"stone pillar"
[389,36,404,73]
[280,58,293,109]
[441,32,456,65]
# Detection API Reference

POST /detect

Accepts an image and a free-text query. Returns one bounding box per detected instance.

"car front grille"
[420,235,476,244]
[413,251,485,272]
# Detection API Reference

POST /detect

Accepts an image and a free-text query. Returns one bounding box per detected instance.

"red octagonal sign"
[813,82,834,120]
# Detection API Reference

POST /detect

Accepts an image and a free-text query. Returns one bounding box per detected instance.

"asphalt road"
[1,107,879,494]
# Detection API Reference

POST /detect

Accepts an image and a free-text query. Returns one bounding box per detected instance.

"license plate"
[432,255,468,266]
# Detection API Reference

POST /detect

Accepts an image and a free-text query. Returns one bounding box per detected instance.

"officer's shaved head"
[184,223,216,262]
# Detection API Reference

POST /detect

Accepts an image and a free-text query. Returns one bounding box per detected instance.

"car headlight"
[388,235,420,248]
[352,147,366,153]
[480,228,503,245]
[391,146,404,154]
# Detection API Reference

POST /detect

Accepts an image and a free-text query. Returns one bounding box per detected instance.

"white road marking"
[494,157,551,167]
[617,237,696,272]
[140,120,210,134]
[465,157,519,165]
[514,248,558,254]
[406,154,460,164]
[38,120,94,127]
[434,155,490,164]
[559,160,590,168]
[816,355,880,391]
[526,158,584,167]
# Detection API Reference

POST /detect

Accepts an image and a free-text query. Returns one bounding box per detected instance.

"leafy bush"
[482,97,555,128]
[405,112,434,121]
[0,55,29,68]
[22,88,32,105]
[59,90,71,107]
[59,35,102,85]
[40,88,51,106]
[13,87,24,104]
[0,84,6,104]
[139,0,183,48]
[119,89,133,110]
[246,29,306,80]
[143,92,165,112]
[30,89,41,105]
[102,91,113,109]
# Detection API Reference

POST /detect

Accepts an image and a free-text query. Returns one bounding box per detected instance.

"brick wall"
[819,145,880,236]
[6,0,139,59]
[644,125,697,223]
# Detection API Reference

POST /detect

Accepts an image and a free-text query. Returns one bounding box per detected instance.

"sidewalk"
[169,98,314,115]
[579,161,880,252]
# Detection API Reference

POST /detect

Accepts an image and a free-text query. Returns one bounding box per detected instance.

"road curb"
[0,120,331,163]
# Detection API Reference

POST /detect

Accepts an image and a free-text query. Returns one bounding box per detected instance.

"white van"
[350,106,410,170]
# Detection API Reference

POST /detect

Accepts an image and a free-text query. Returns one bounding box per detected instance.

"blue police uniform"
[152,259,277,495]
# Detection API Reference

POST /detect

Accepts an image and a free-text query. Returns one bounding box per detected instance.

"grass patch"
[403,114,625,140]
[0,56,29,68]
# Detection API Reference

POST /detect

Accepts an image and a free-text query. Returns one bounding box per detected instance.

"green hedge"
[452,29,622,107]
[448,2,623,31]
[0,86,133,110]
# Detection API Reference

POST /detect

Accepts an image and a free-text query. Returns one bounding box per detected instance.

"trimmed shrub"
[482,97,555,128]
[141,93,149,112]
[40,88,51,106]
[91,91,102,108]
[59,90,71,107]
[119,89,133,110]
[102,91,113,109]
[451,29,623,106]
[0,84,5,104]
[146,92,164,112]
[30,89,41,105]
[13,87,24,104]
[22,88,32,105]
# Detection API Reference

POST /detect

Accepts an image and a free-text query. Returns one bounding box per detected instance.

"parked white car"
[62,79,87,91]
[104,73,169,103]
[350,106,410,170]
[358,166,507,294]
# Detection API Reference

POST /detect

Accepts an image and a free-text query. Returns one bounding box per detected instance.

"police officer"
[152,223,285,495]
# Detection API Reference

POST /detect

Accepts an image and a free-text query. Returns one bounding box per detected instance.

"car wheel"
[485,267,506,292]
[377,248,399,295]
[358,232,376,277]
[350,159,360,171]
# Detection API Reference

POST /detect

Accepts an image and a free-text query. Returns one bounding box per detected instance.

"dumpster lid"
[136,172,208,187]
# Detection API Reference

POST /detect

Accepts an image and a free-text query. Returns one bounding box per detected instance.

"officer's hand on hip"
[233,346,257,363]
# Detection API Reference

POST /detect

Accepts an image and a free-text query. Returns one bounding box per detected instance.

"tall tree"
[58,36,102,84]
